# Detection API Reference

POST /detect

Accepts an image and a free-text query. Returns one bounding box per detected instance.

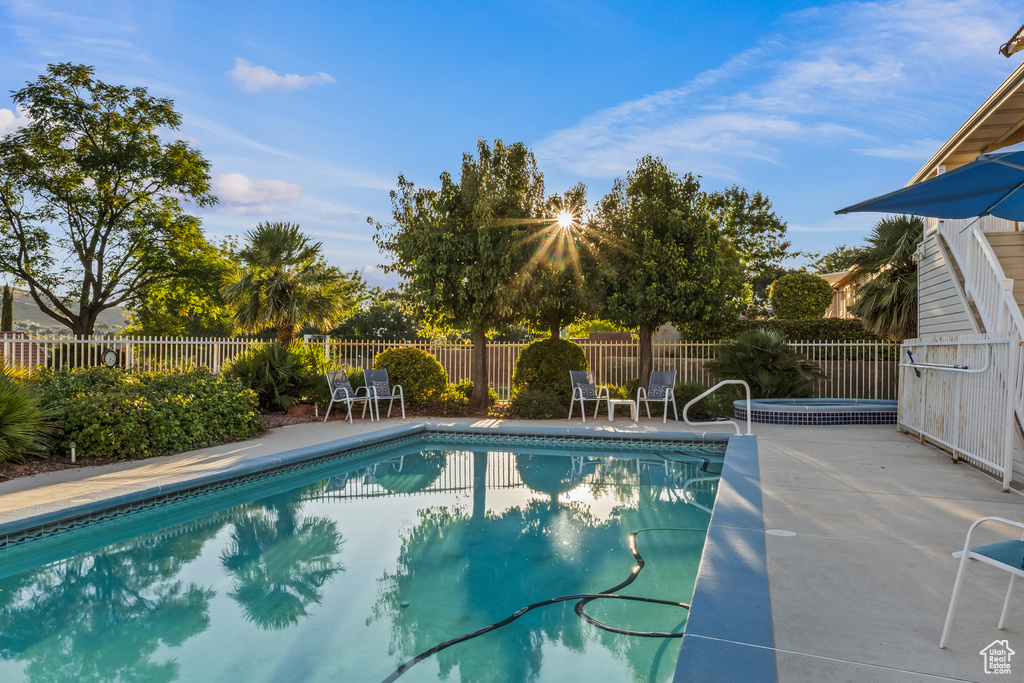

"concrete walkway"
[2,417,1023,681]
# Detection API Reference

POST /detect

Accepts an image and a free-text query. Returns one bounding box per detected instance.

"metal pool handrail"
[683,380,752,436]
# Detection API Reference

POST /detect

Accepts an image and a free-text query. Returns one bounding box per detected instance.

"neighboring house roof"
[909,60,1024,185]
[819,270,859,289]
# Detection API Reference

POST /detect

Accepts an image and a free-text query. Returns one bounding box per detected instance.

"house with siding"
[901,59,1024,488]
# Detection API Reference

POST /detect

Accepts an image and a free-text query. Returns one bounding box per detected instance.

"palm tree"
[850,215,923,340]
[221,222,359,344]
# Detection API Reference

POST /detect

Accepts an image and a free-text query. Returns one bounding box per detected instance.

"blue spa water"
[0,437,723,683]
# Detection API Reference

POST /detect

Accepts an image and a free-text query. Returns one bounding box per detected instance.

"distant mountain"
[3,286,126,335]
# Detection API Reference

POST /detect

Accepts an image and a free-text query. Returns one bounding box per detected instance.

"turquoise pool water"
[0,436,723,683]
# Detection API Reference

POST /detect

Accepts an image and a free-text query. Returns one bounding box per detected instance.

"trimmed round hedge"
[769,271,834,320]
[510,338,588,419]
[373,347,448,407]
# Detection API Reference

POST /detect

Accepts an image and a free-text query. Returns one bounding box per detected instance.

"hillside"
[4,286,127,335]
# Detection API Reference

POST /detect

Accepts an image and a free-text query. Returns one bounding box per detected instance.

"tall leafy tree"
[850,215,923,339]
[523,184,597,338]
[594,156,727,387]
[0,63,216,336]
[1,285,12,331]
[708,185,792,312]
[222,222,362,344]
[373,139,546,407]
[124,236,238,337]
[806,244,862,274]
[332,288,420,340]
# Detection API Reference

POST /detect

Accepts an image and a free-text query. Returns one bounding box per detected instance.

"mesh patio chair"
[637,370,679,423]
[323,370,374,422]
[364,368,405,420]
[568,370,610,423]
[940,516,1024,648]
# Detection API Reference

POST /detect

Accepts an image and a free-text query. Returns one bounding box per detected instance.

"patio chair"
[323,370,374,422]
[568,370,610,423]
[637,370,679,423]
[364,368,405,420]
[939,516,1024,648]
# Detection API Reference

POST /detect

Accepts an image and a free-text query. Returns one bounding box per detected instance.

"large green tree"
[332,288,420,340]
[222,222,362,344]
[523,184,597,338]
[373,139,546,407]
[125,236,238,337]
[850,215,923,339]
[0,63,216,336]
[594,156,727,388]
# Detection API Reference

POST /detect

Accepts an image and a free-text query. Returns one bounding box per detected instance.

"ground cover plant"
[35,366,263,460]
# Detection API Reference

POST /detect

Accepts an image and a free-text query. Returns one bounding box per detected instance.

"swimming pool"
[0,431,730,683]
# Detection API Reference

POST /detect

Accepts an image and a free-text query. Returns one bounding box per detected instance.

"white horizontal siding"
[919,232,976,337]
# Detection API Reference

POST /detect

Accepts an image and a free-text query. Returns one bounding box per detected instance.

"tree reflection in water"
[0,520,223,683]
[220,485,345,630]
[374,450,713,683]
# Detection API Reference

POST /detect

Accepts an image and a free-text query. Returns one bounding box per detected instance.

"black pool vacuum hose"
[381,527,705,683]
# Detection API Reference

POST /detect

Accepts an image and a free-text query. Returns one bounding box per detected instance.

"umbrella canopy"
[835,150,1024,220]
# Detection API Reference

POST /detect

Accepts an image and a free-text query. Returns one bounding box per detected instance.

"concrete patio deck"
[1,417,1022,681]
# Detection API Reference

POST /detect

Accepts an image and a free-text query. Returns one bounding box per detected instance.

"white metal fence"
[1,334,901,401]
[898,334,1019,491]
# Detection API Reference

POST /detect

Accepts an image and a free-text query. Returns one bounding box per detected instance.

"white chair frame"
[940,516,1024,648]
[637,371,679,423]
[568,370,610,423]
[364,368,405,420]
[323,371,374,422]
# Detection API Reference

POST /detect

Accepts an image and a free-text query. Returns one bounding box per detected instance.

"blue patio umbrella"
[835,150,1024,220]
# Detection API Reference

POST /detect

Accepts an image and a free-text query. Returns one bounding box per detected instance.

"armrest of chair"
[961,517,1024,554]
[636,387,648,401]
[597,385,611,400]
[354,386,370,397]
[392,384,404,398]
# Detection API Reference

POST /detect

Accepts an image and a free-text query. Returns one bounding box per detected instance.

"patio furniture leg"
[999,575,1016,629]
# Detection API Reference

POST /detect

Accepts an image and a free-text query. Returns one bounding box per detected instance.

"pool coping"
[0,422,774,682]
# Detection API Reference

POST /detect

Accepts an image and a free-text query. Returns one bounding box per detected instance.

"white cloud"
[0,106,31,136]
[535,0,1015,182]
[213,172,301,204]
[857,138,945,161]
[229,58,335,93]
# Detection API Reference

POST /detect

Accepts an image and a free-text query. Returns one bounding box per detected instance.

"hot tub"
[734,398,898,426]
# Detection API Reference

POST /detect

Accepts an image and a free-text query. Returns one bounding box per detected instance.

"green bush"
[34,367,263,460]
[680,318,888,344]
[373,347,448,408]
[509,388,569,419]
[0,367,54,463]
[704,328,825,398]
[512,339,588,397]
[225,342,329,411]
[769,272,834,320]
[434,384,472,416]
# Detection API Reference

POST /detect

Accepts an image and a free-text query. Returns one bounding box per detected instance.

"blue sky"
[1,0,1021,285]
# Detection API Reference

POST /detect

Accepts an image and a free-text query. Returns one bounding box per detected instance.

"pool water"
[0,438,722,683]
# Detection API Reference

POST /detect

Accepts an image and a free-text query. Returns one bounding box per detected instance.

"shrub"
[373,347,448,408]
[679,318,888,343]
[0,367,54,463]
[225,342,329,411]
[704,328,825,398]
[34,367,263,460]
[435,384,472,416]
[509,388,568,419]
[509,339,588,419]
[769,272,834,320]
[512,338,588,396]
